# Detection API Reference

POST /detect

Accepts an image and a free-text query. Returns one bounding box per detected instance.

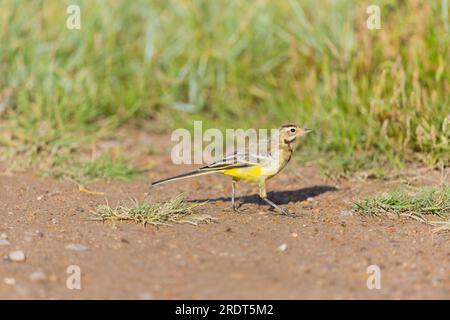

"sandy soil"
[0,155,448,300]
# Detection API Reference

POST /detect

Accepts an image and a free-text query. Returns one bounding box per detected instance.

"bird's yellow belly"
[222,166,263,182]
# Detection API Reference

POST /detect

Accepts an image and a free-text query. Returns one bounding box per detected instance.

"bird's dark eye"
[290,128,296,133]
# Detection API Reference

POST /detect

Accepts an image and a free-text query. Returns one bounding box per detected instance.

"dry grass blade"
[91,194,214,226]
[429,219,450,233]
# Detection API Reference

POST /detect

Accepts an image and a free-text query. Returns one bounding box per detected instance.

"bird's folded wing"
[199,152,270,171]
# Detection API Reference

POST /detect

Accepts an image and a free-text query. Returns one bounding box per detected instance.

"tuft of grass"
[91,194,213,226]
[353,186,450,231]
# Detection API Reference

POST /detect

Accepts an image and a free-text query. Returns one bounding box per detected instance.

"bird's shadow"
[191,185,337,205]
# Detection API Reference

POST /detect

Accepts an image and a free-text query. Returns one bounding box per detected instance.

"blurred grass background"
[0,0,448,178]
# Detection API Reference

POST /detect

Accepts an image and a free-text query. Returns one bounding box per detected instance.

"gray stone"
[64,244,90,252]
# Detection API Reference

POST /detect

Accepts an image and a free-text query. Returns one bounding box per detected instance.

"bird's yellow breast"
[222,165,262,182]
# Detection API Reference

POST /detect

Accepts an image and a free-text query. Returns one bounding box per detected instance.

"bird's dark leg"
[231,179,241,212]
[259,182,290,215]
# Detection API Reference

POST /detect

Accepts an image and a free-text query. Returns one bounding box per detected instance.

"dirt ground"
[0,140,449,299]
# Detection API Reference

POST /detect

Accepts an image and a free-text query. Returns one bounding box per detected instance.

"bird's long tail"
[151,169,220,186]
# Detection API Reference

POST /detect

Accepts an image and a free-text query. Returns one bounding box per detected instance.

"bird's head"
[278,124,313,148]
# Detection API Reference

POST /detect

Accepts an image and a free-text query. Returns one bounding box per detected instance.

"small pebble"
[291,232,298,238]
[29,271,47,283]
[277,243,288,252]
[23,230,44,242]
[307,197,314,202]
[0,233,7,239]
[25,230,44,238]
[64,244,90,252]
[3,277,16,285]
[340,209,353,217]
[8,250,26,262]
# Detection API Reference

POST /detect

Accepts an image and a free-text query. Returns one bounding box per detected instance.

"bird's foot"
[285,211,302,218]
[274,207,301,218]
[232,202,243,213]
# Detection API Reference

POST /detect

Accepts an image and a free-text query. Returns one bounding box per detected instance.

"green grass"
[0,126,139,184]
[77,153,138,181]
[353,186,450,231]
[0,0,449,178]
[91,194,213,226]
[51,152,139,186]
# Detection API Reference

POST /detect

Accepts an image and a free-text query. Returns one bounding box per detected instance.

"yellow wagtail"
[151,124,313,215]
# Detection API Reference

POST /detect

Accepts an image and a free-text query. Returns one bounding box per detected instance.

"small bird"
[151,124,313,215]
